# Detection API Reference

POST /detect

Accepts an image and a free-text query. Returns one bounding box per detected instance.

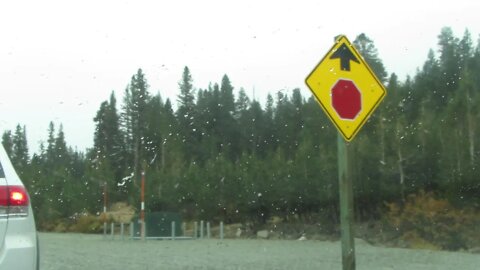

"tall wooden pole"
[338,134,355,270]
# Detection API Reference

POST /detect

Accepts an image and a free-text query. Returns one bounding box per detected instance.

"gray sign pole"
[337,134,355,270]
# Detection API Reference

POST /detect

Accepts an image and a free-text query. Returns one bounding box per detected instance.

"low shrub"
[385,191,480,251]
[69,214,104,233]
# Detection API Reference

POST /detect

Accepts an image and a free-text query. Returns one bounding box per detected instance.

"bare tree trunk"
[397,147,405,202]
[468,120,475,166]
[380,116,386,164]
[456,130,461,174]
[157,141,165,200]
[161,141,166,173]
[467,88,475,166]
[134,137,139,185]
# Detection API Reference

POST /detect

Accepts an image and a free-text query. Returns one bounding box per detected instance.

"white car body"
[0,145,39,270]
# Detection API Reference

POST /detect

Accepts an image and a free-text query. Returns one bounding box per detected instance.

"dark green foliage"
[176,66,200,162]
[91,91,125,202]
[121,69,151,180]
[12,125,29,173]
[3,28,480,234]
[2,131,13,157]
[353,33,388,83]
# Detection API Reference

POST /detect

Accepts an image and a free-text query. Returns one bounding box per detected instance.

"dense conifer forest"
[3,29,480,246]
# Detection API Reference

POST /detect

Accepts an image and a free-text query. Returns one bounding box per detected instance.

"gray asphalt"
[39,233,480,270]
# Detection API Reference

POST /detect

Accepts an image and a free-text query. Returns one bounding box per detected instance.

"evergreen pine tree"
[1,131,13,158]
[121,69,150,180]
[353,33,388,83]
[12,124,29,175]
[176,66,198,162]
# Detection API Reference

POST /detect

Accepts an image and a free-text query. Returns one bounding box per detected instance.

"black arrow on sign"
[329,43,359,71]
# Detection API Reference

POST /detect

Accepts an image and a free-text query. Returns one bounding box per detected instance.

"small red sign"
[331,79,362,120]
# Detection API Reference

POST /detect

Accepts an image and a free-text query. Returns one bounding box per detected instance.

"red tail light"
[8,186,29,206]
[0,185,29,217]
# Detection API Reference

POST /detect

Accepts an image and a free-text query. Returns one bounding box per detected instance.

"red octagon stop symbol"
[331,79,362,120]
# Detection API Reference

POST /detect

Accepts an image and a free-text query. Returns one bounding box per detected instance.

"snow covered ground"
[39,233,480,270]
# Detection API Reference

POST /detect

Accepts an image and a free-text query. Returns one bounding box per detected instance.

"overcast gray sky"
[1,0,479,154]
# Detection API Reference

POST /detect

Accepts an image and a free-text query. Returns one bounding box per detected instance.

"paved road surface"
[39,233,480,270]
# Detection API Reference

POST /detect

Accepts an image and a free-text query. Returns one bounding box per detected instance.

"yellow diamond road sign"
[305,35,386,141]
